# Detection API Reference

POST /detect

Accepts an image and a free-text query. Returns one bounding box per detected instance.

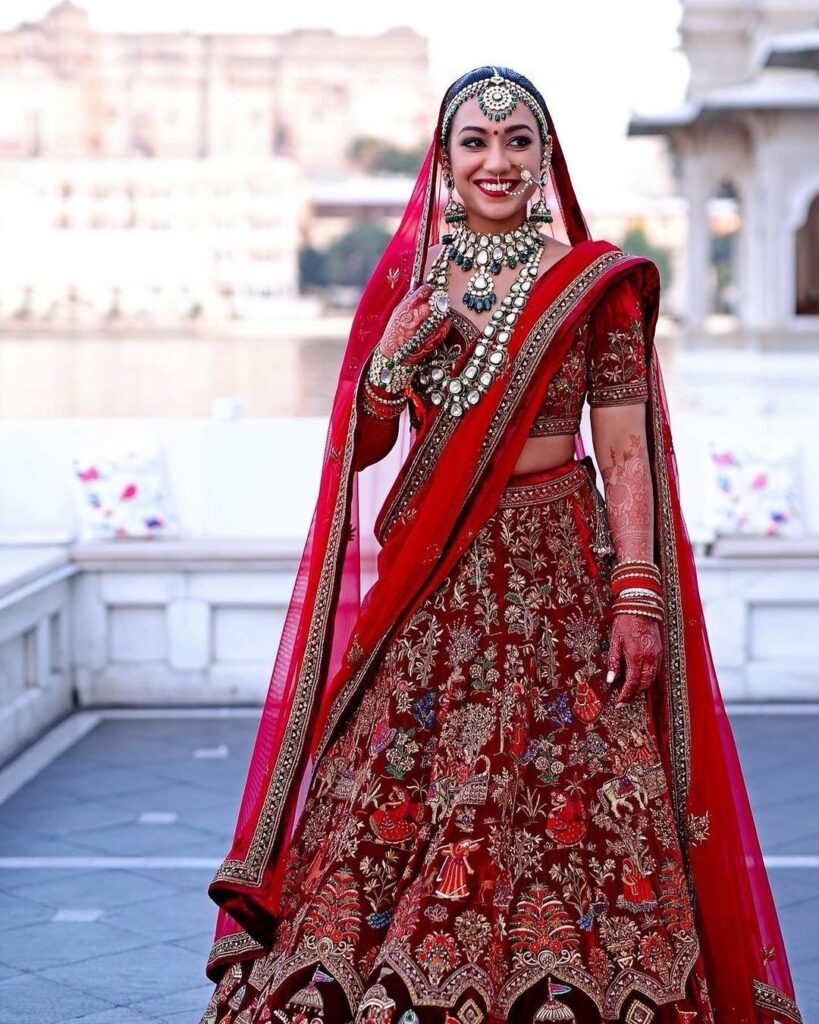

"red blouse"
[528,272,649,436]
[353,275,649,471]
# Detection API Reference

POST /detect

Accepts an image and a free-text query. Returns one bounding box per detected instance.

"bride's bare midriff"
[511,433,576,476]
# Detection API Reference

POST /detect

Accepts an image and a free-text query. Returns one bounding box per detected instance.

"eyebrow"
[458,123,534,135]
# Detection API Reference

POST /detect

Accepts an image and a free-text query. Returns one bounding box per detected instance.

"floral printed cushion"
[704,440,803,537]
[70,444,180,540]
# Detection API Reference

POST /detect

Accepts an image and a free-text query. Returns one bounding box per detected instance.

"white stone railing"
[1,535,819,764]
[0,539,308,763]
[697,535,819,701]
[69,538,305,707]
[0,547,76,762]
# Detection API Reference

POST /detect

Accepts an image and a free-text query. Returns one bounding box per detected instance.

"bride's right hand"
[380,284,450,365]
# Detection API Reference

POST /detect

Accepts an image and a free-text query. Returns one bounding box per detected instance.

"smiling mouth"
[474,179,519,196]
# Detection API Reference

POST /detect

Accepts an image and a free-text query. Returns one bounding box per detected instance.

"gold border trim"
[411,155,438,288]
[379,933,699,1020]
[753,979,803,1023]
[647,353,692,869]
[206,929,266,978]
[210,357,367,889]
[496,459,587,509]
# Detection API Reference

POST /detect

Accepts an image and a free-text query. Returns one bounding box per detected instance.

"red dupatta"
[204,72,802,1024]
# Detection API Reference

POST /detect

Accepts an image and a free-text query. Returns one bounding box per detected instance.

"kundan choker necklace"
[438,221,543,314]
[420,221,545,419]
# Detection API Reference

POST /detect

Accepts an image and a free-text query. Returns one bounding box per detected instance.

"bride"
[198,66,802,1024]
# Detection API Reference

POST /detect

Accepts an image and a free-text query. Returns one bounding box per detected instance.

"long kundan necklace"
[419,220,545,419]
[442,220,542,313]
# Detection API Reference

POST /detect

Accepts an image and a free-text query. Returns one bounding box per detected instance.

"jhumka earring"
[527,137,554,226]
[443,167,466,225]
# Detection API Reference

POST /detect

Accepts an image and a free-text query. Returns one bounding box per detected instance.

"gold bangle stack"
[362,379,406,420]
[611,559,664,623]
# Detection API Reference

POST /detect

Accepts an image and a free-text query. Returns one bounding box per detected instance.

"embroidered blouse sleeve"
[586,275,649,407]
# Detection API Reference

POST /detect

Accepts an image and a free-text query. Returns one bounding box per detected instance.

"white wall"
[2,410,819,546]
[0,417,329,544]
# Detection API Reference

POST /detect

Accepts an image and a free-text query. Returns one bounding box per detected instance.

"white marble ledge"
[707,534,819,562]
[69,536,305,572]
[0,545,74,602]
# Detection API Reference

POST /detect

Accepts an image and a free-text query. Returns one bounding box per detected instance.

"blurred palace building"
[631,0,819,353]
[0,1,432,324]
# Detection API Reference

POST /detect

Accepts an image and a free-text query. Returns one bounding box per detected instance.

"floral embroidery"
[685,810,710,847]
[526,277,650,437]
[204,465,706,1023]
[418,286,649,443]
[529,318,590,437]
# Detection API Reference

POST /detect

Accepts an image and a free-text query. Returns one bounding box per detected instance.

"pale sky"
[1,1,689,202]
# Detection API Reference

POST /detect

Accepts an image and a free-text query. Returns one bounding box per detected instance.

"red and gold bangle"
[612,572,665,621]
[611,558,664,621]
[613,595,665,612]
[611,560,661,580]
[362,380,406,420]
[612,558,660,572]
[611,575,663,597]
[612,560,661,575]
[362,396,403,420]
[611,560,662,600]
[612,606,665,623]
[364,377,406,404]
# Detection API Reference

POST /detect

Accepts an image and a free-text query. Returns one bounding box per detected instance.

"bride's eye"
[461,137,485,148]
[509,136,533,148]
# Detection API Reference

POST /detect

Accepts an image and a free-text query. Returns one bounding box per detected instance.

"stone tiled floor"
[0,708,816,1024]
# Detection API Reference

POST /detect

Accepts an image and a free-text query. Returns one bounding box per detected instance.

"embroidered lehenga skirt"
[201,457,716,1024]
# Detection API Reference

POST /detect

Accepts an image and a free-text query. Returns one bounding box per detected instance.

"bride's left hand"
[606,613,663,706]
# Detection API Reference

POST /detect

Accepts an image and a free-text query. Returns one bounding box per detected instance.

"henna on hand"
[593,410,662,703]
[381,298,425,358]
[599,431,654,562]
[380,284,450,365]
[607,614,663,705]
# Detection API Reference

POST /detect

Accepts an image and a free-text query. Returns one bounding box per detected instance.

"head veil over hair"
[204,66,802,1024]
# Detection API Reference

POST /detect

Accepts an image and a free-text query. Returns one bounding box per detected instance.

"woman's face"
[446,94,543,233]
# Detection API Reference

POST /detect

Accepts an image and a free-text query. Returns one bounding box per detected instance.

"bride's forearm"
[590,404,654,563]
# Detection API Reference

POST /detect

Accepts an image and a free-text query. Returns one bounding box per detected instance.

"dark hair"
[440,66,549,146]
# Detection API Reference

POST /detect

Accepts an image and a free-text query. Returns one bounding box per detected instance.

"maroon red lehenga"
[198,78,803,1024]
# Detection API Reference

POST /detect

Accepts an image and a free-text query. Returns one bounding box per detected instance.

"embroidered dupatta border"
[411,155,437,288]
[647,354,692,858]
[210,358,368,891]
[753,979,804,1024]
